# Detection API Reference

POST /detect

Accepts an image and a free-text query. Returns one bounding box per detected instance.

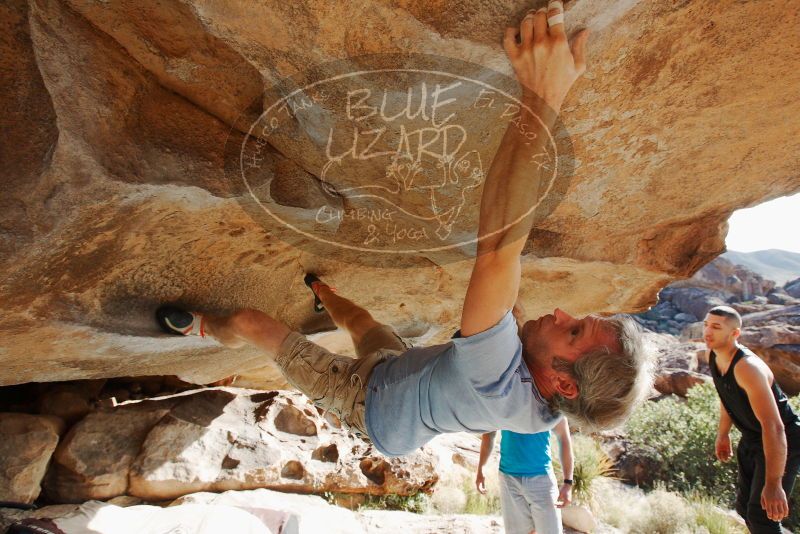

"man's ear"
[732,327,741,339]
[553,372,579,400]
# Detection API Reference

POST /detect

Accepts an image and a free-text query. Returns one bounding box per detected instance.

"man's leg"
[742,442,785,534]
[311,281,382,351]
[156,301,376,438]
[202,306,372,436]
[311,280,410,357]
[524,472,562,534]
[198,282,385,356]
[499,472,537,534]
[735,440,757,531]
[201,309,292,356]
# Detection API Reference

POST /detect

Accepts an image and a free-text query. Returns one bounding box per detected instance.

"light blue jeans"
[499,471,562,534]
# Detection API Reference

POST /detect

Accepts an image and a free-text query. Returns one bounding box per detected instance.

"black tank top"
[710,345,800,445]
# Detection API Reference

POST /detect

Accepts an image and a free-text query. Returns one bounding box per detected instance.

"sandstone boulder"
[2,488,506,534]
[786,278,800,299]
[684,257,775,301]
[741,305,800,328]
[44,500,287,534]
[44,400,176,503]
[645,332,705,372]
[37,380,106,426]
[654,369,711,398]
[561,504,597,533]
[0,413,64,504]
[1,0,799,386]
[44,388,437,503]
[615,445,664,488]
[766,289,800,306]
[665,287,732,323]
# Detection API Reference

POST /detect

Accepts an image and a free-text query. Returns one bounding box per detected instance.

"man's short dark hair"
[707,305,742,328]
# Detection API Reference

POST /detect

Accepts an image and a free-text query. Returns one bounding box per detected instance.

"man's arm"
[475,432,497,494]
[715,401,734,462]
[735,360,789,522]
[461,5,589,336]
[553,417,574,508]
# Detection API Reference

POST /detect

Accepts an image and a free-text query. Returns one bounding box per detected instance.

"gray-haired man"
[157,1,652,456]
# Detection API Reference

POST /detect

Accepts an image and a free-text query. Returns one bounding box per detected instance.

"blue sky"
[726,192,800,253]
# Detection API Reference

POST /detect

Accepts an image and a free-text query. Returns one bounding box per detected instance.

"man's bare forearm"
[763,422,788,485]
[476,98,559,259]
[555,419,574,480]
[718,402,733,434]
[478,431,496,471]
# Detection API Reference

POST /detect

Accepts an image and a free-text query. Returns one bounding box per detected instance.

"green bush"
[629,487,696,534]
[349,492,429,513]
[625,382,800,529]
[625,382,739,499]
[571,434,616,504]
[691,493,747,534]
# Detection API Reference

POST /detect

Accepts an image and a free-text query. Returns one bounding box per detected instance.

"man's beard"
[522,335,546,371]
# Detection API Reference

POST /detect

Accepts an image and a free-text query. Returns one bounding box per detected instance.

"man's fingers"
[569,28,590,73]
[532,7,548,44]
[503,26,520,58]
[520,12,535,48]
[763,499,776,520]
[547,1,565,38]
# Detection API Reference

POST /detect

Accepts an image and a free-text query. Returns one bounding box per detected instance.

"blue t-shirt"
[365,310,559,457]
[499,429,553,477]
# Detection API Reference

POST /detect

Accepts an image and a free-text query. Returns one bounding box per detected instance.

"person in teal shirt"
[476,417,573,534]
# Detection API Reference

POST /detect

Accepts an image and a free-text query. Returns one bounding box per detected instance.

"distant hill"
[722,249,800,285]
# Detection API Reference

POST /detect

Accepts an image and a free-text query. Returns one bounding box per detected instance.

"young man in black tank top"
[705,305,800,533]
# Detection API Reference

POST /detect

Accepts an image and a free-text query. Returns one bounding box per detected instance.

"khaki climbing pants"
[274,324,411,439]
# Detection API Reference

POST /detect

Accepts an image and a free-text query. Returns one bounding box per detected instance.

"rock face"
[786,278,800,299]
[44,400,175,502]
[614,444,665,488]
[766,288,800,306]
[653,369,710,398]
[0,413,64,504]
[737,306,800,395]
[641,331,709,397]
[636,285,732,336]
[44,388,437,503]
[633,256,775,335]
[687,257,775,301]
[0,0,799,385]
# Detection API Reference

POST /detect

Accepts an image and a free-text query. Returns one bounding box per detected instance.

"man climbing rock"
[156,1,652,457]
[706,306,800,532]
